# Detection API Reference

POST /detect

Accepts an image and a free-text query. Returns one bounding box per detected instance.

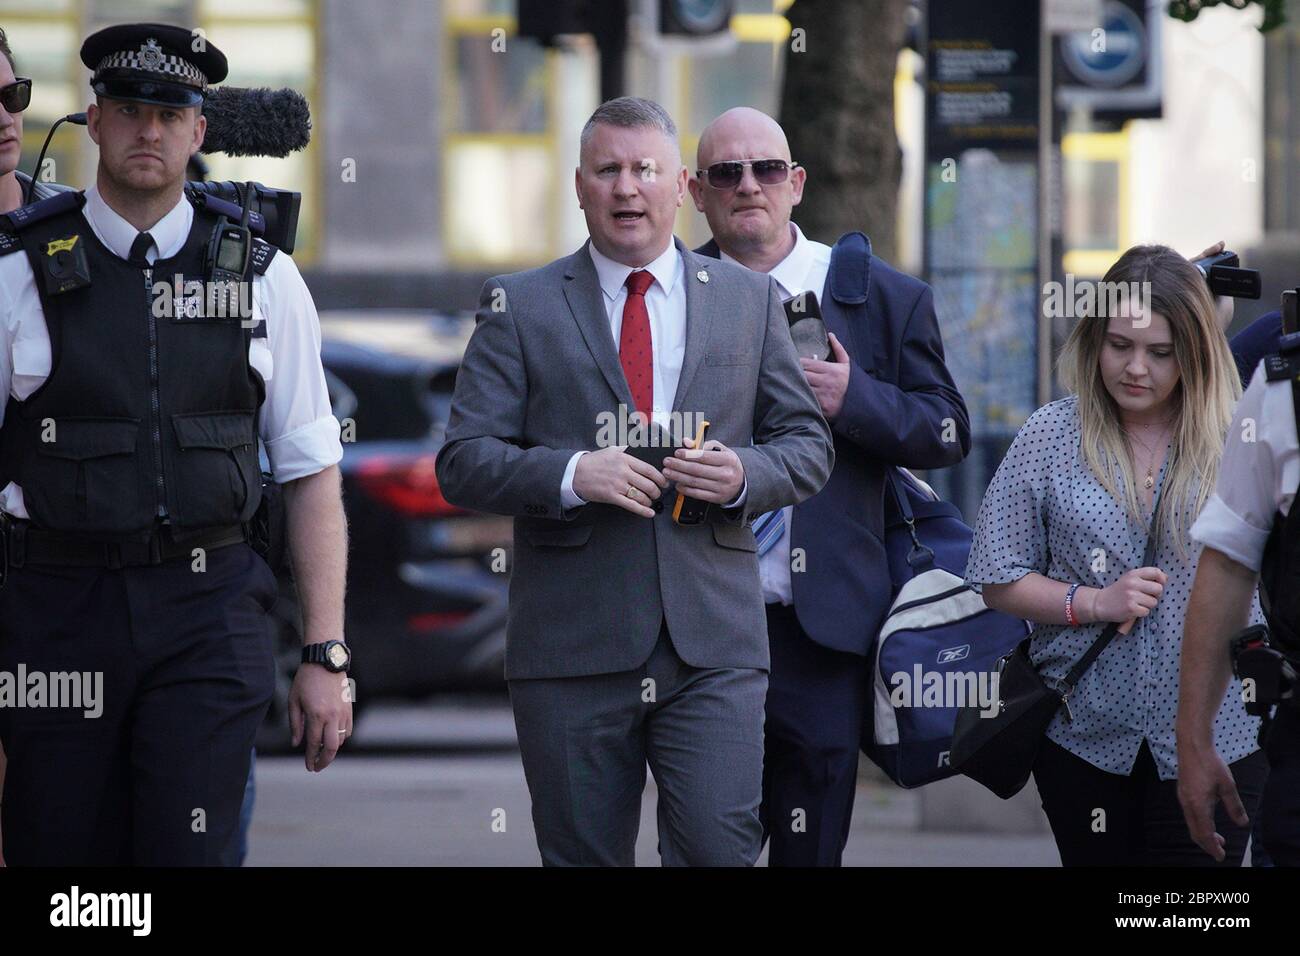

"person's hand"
[799,332,852,421]
[572,445,668,517]
[662,437,744,505]
[1187,240,1234,331]
[1189,240,1225,262]
[289,661,354,772]
[1177,743,1248,861]
[1093,567,1167,635]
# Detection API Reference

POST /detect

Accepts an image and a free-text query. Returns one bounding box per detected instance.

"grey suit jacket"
[435,237,834,679]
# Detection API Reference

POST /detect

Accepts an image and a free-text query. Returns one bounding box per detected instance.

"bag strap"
[837,232,927,572]
[828,231,872,306]
[1291,370,1300,494]
[827,231,876,383]
[831,231,917,572]
[1061,488,1164,692]
[885,467,935,572]
[887,467,914,522]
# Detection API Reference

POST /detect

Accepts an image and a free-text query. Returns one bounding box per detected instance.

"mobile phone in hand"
[783,291,830,361]
[672,420,711,526]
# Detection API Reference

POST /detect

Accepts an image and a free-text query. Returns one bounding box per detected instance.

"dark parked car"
[257,311,512,751]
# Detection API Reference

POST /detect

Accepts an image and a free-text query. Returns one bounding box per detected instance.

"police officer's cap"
[80,23,228,109]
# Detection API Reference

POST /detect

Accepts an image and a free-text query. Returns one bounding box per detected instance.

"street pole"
[592,0,630,102]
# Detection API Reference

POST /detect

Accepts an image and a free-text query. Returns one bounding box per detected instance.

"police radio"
[205,182,255,320]
[208,220,250,282]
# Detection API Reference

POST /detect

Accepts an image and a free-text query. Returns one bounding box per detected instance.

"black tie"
[128,231,154,268]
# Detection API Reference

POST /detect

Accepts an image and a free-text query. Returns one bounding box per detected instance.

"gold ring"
[626,484,637,499]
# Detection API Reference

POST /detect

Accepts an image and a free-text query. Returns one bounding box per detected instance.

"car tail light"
[356,453,466,517]
[407,610,473,633]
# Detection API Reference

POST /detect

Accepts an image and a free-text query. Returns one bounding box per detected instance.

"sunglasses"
[1,78,31,114]
[697,159,799,189]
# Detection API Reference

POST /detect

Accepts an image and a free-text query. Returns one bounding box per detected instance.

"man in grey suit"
[435,97,833,866]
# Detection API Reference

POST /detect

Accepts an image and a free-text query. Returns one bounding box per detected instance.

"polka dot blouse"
[964,396,1261,780]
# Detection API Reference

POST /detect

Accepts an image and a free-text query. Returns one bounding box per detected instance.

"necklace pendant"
[1144,474,1154,490]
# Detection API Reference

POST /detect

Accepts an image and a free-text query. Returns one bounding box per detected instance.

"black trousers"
[1260,705,1300,866]
[1033,737,1267,867]
[759,602,871,867]
[0,542,277,866]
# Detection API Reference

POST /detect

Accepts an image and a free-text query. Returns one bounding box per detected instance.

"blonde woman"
[965,245,1265,866]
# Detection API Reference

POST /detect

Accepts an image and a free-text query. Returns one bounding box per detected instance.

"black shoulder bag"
[950,492,1163,799]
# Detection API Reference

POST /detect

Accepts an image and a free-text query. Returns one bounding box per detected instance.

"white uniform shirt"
[720,223,831,605]
[1190,360,1300,571]
[0,185,343,517]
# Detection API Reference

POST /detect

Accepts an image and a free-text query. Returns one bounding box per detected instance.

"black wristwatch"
[302,640,351,673]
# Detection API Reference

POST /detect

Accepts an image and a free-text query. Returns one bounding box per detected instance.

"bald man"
[691,107,970,866]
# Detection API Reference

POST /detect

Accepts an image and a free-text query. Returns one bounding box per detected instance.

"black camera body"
[1192,250,1262,300]
[185,180,301,255]
[1231,624,1298,715]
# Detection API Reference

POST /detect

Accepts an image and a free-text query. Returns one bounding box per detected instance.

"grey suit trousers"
[509,620,767,866]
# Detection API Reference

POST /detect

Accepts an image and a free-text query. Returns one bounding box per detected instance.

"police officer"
[0,27,30,211]
[0,23,77,869]
[0,22,350,866]
[1178,344,1300,865]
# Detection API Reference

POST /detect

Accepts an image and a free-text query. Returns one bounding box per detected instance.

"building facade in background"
[5,1,1273,348]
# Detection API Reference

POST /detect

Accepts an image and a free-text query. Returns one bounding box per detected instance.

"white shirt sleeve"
[1190,365,1292,572]
[254,251,343,483]
[560,450,588,509]
[724,476,746,509]
[0,251,46,516]
[3,250,50,404]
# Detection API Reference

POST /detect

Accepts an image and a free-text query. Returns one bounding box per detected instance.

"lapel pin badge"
[696,270,709,283]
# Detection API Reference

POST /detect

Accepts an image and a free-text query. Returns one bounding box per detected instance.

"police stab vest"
[0,190,279,536]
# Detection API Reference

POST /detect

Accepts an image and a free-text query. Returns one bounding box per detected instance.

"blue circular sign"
[1062,1,1147,88]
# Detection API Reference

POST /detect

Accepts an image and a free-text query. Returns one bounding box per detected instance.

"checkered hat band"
[96,49,207,89]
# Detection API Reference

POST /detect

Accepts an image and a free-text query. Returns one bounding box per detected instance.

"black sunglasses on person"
[1,78,31,114]
[697,158,800,190]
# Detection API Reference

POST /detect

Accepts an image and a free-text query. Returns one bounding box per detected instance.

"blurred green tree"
[1168,0,1286,33]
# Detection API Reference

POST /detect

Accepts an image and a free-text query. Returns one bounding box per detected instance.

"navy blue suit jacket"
[696,234,971,654]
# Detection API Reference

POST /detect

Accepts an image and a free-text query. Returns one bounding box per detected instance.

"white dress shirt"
[0,185,342,517]
[720,223,832,604]
[561,239,744,511]
[1190,360,1300,571]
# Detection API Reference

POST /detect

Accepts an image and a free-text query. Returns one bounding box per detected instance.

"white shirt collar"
[720,222,814,297]
[84,184,193,262]
[588,238,681,302]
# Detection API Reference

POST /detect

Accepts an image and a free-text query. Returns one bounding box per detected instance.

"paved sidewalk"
[247,702,1060,866]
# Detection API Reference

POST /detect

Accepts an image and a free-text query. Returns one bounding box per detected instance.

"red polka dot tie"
[620,270,655,417]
